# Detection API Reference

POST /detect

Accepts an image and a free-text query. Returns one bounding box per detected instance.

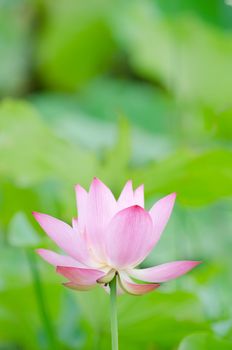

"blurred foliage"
[1,0,232,349]
[0,0,33,96]
[178,333,232,350]
[36,0,118,90]
[113,0,232,110]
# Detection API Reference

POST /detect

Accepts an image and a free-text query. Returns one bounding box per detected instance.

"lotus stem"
[109,275,118,350]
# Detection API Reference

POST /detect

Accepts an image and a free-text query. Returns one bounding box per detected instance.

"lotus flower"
[33,178,200,295]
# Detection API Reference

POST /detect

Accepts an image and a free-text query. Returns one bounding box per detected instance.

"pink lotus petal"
[36,249,86,268]
[106,206,153,269]
[134,184,144,208]
[56,266,105,285]
[32,212,91,266]
[86,177,117,259]
[128,261,201,283]
[149,193,176,245]
[63,282,94,291]
[117,180,134,210]
[75,185,88,233]
[97,269,116,284]
[119,273,160,295]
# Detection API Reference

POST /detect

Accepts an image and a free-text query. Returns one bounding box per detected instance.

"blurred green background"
[1,0,232,349]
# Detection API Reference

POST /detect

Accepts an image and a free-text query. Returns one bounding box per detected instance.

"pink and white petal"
[63,282,94,291]
[117,180,134,210]
[86,177,117,259]
[75,185,88,232]
[36,249,86,268]
[119,273,160,296]
[128,261,201,283]
[32,212,91,266]
[149,193,176,245]
[106,206,154,269]
[56,266,105,285]
[134,184,144,208]
[97,269,116,284]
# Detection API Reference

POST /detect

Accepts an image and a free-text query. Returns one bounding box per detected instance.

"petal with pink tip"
[149,193,176,245]
[134,184,144,208]
[56,266,105,285]
[117,180,134,210]
[75,185,88,232]
[63,282,94,291]
[119,273,160,295]
[128,261,200,283]
[106,206,153,269]
[86,178,117,258]
[36,249,86,268]
[32,212,91,266]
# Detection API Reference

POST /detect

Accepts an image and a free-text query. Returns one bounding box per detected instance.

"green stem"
[109,275,118,350]
[26,250,58,350]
